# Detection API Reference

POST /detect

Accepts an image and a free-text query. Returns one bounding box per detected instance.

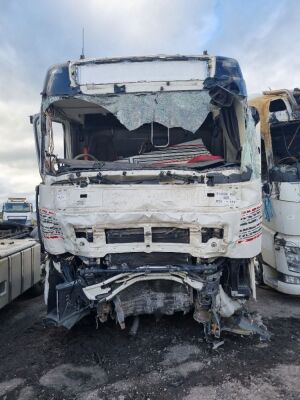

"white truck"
[2,198,34,226]
[32,54,266,340]
[250,89,300,295]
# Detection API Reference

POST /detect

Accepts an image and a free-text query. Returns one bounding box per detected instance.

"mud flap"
[46,281,90,329]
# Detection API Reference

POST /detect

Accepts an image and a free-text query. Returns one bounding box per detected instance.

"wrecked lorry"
[250,90,300,295]
[32,54,265,340]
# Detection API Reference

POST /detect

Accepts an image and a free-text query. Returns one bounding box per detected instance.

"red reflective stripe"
[44,235,63,239]
[187,155,222,163]
[237,232,262,244]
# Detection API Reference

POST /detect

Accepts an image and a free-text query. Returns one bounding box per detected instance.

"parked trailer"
[0,239,41,309]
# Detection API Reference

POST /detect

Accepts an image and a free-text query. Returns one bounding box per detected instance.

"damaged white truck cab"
[250,90,300,295]
[33,54,266,339]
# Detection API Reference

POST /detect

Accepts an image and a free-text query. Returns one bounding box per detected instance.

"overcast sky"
[0,0,299,205]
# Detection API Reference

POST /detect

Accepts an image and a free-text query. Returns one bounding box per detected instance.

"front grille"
[152,227,190,243]
[7,218,26,224]
[105,228,144,244]
[106,252,192,267]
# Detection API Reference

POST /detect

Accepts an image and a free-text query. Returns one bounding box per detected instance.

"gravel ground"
[0,287,299,400]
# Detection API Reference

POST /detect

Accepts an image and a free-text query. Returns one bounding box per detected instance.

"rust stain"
[249,93,288,150]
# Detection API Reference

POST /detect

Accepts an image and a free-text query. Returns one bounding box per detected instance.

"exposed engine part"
[43,255,270,342]
[97,302,112,324]
[111,280,193,324]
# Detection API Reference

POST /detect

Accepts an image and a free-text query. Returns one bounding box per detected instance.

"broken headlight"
[279,272,300,285]
[284,245,300,273]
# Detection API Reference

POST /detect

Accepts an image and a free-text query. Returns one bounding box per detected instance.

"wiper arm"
[57,159,106,171]
[159,171,199,183]
[89,171,198,184]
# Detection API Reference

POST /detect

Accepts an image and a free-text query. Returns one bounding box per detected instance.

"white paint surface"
[77,59,208,86]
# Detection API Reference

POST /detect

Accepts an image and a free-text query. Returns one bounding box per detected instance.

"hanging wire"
[263,194,273,222]
[288,123,300,150]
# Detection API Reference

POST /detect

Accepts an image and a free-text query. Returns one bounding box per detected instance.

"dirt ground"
[0,287,299,400]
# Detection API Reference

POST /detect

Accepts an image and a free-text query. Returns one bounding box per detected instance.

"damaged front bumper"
[45,258,270,341]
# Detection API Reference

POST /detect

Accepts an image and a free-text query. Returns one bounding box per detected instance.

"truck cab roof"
[42,54,246,98]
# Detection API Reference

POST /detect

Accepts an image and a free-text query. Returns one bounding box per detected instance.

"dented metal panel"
[39,179,261,259]
[33,54,267,342]
[43,91,211,133]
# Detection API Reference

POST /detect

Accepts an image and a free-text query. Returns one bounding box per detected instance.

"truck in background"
[250,89,300,295]
[2,198,34,226]
[32,54,267,341]
[0,201,42,309]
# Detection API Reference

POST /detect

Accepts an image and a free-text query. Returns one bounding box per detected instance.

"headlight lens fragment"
[284,245,300,273]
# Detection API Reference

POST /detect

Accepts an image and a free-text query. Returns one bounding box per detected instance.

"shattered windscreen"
[40,56,254,175]
[43,89,247,173]
[82,91,211,133]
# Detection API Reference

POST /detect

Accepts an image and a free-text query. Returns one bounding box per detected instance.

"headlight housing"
[279,272,300,285]
[284,245,300,273]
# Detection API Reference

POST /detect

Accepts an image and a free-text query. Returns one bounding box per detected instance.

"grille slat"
[152,227,190,244]
[105,228,144,244]
[105,227,190,244]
